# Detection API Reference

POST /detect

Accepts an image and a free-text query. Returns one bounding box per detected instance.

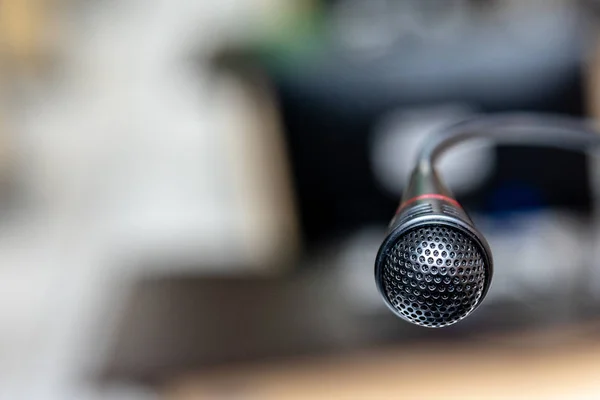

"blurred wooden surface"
[164,325,600,400]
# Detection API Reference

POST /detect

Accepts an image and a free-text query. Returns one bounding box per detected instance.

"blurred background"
[5,0,600,398]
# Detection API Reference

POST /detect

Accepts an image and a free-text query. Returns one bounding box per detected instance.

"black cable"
[417,114,600,173]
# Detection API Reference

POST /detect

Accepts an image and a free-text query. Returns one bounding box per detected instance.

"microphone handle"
[390,164,472,231]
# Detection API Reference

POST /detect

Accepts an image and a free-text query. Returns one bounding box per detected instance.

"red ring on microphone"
[397,194,462,212]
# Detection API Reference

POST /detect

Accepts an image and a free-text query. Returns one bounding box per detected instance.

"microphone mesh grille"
[381,225,486,327]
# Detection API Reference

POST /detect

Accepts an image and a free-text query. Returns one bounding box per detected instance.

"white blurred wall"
[0,0,298,399]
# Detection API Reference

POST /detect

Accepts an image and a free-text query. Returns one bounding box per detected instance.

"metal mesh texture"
[380,225,487,327]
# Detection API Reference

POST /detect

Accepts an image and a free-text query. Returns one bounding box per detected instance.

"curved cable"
[418,114,600,173]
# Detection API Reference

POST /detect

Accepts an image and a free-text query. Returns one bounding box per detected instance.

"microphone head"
[375,217,492,328]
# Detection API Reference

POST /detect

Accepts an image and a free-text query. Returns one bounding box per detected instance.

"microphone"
[374,114,600,328]
[374,153,493,328]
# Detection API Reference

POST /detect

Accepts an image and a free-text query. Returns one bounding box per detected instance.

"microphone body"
[375,163,493,327]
